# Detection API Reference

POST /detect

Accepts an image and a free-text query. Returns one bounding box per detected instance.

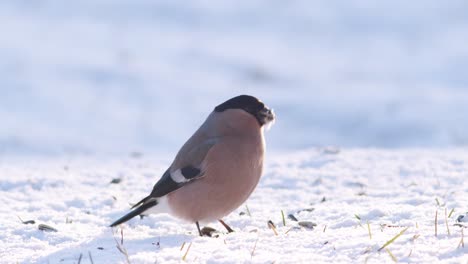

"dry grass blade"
[448,208,455,218]
[435,209,438,237]
[77,253,82,264]
[115,242,130,264]
[367,221,372,240]
[445,208,451,236]
[182,242,192,261]
[180,241,186,251]
[385,248,397,262]
[411,234,420,242]
[284,227,293,235]
[458,228,465,248]
[88,251,94,264]
[245,205,252,217]
[113,229,131,264]
[378,227,409,251]
[281,210,286,227]
[250,237,259,258]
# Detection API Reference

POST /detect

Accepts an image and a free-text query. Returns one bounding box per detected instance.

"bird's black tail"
[110,199,158,227]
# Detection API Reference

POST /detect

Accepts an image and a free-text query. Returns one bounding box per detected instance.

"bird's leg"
[218,219,234,233]
[196,221,203,236]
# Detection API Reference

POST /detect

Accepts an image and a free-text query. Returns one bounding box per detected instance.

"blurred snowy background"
[1,0,468,155]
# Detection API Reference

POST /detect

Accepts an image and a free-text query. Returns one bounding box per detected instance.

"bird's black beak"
[256,107,275,127]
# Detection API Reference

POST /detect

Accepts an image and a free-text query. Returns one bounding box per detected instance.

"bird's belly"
[167,165,262,222]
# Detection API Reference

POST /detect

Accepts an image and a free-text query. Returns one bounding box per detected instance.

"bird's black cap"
[214,95,274,126]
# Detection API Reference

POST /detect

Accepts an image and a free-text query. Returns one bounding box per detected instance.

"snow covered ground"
[1,149,467,263]
[1,1,468,263]
[1,1,468,154]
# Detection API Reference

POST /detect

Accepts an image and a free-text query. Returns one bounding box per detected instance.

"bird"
[110,95,275,236]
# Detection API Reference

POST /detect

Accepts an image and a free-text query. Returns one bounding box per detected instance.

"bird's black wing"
[150,166,202,197]
[109,139,216,227]
[131,139,217,209]
[110,166,204,227]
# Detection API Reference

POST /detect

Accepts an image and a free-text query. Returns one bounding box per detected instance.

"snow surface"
[1,149,467,263]
[1,1,468,155]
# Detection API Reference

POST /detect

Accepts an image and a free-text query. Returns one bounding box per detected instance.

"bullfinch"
[110,95,275,236]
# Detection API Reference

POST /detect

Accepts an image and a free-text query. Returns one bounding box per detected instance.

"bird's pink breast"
[167,135,264,222]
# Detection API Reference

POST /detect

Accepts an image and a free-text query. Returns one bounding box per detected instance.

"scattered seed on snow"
[288,214,298,222]
[17,216,35,225]
[38,224,58,232]
[110,178,122,184]
[267,220,276,229]
[297,208,314,213]
[200,226,219,237]
[457,213,468,223]
[298,221,317,229]
[268,220,278,236]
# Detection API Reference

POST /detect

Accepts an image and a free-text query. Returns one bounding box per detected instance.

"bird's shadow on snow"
[33,213,197,264]
[34,229,193,264]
